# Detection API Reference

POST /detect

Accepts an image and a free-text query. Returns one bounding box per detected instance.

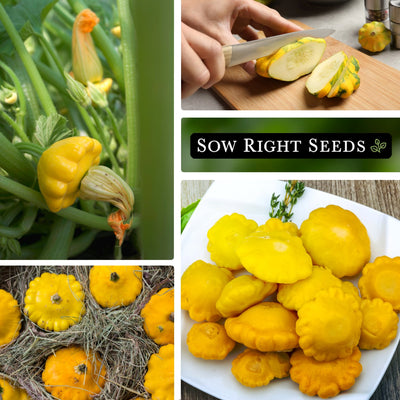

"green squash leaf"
[0,0,59,55]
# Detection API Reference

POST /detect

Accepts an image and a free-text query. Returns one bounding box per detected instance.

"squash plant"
[0,0,139,259]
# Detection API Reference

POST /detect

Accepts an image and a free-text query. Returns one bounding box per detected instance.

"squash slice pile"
[307,52,361,99]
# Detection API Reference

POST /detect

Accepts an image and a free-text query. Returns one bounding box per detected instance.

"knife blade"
[222,28,335,68]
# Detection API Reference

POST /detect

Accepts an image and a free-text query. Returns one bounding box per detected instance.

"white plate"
[181,179,400,400]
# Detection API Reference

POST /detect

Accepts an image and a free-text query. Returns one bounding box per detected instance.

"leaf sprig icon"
[371,139,387,153]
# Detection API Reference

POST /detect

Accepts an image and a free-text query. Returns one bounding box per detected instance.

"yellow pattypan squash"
[358,21,391,52]
[42,345,106,400]
[277,265,343,311]
[144,344,174,400]
[231,349,290,388]
[89,265,142,308]
[359,298,399,350]
[0,289,21,346]
[225,302,299,352]
[296,287,362,361]
[181,260,233,322]
[0,378,31,400]
[300,204,371,278]
[216,274,277,318]
[207,213,258,270]
[141,287,174,345]
[290,347,362,398]
[256,217,299,236]
[359,256,400,310]
[187,322,235,360]
[24,272,86,331]
[37,137,102,213]
[236,230,313,284]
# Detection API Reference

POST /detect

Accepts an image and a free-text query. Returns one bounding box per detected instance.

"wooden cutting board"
[213,21,400,110]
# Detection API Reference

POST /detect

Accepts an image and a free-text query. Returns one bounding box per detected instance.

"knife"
[222,28,335,68]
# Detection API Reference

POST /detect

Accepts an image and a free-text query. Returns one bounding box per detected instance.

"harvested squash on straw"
[89,265,142,308]
[0,378,31,400]
[42,345,107,400]
[24,272,86,332]
[144,344,174,400]
[0,289,21,346]
[141,287,174,344]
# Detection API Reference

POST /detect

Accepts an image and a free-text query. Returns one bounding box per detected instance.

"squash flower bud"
[72,9,103,84]
[80,166,135,246]
[79,165,134,222]
[65,72,92,108]
[0,85,18,105]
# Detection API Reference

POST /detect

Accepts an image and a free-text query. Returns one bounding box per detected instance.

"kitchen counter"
[182,0,400,110]
[181,179,400,400]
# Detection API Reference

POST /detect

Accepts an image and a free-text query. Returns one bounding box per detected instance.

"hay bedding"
[0,265,174,400]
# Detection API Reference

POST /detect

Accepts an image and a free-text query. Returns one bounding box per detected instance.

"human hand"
[181,0,302,97]
[181,22,226,98]
[182,0,301,44]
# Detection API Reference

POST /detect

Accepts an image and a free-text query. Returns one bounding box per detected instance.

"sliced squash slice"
[255,53,275,78]
[327,56,360,98]
[266,37,326,82]
[305,51,347,98]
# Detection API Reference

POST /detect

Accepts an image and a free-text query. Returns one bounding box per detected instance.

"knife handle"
[222,45,232,68]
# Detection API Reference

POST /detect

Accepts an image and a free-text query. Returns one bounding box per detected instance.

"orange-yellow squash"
[0,378,31,400]
[0,289,21,346]
[225,302,299,352]
[89,265,142,308]
[231,349,290,387]
[42,345,107,400]
[359,298,399,350]
[187,322,235,360]
[181,260,233,322]
[144,344,174,400]
[296,287,362,361]
[290,347,362,398]
[141,287,174,345]
[359,256,400,310]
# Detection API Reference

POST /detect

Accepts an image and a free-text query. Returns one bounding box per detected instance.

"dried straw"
[0,265,174,400]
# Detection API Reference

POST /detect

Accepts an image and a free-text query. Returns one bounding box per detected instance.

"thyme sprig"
[269,180,305,222]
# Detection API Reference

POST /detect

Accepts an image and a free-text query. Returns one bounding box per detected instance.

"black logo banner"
[190,133,392,159]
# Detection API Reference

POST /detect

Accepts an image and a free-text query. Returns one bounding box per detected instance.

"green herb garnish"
[269,180,305,222]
